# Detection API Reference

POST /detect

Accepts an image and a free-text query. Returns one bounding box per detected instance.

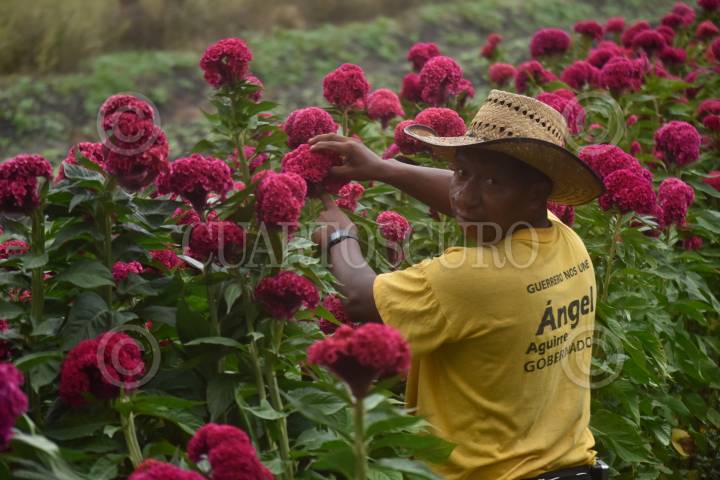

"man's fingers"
[309,133,347,144]
[309,140,351,155]
[319,193,338,210]
[328,165,353,180]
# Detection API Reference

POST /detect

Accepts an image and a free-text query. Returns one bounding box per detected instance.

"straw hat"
[404,89,604,206]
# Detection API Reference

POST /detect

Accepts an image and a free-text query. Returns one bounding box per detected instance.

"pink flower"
[631,30,667,55]
[0,363,27,450]
[515,61,556,93]
[657,26,676,44]
[188,423,251,462]
[367,89,405,129]
[653,121,701,166]
[281,143,345,195]
[253,170,306,231]
[59,332,145,407]
[336,182,364,211]
[683,236,703,250]
[189,221,246,263]
[536,90,585,134]
[660,46,687,64]
[661,13,686,29]
[605,17,626,34]
[394,119,424,155]
[376,210,411,243]
[318,294,354,334]
[99,94,155,131]
[599,57,644,92]
[627,115,639,126]
[598,168,656,213]
[579,144,652,181]
[254,271,319,319]
[455,78,475,106]
[415,107,466,137]
[283,107,339,149]
[323,64,370,109]
[697,99,720,120]
[149,250,184,270]
[480,34,502,59]
[621,20,651,47]
[548,202,575,226]
[630,140,642,155]
[672,2,696,24]
[530,28,572,57]
[382,143,400,159]
[418,56,463,106]
[704,170,720,191]
[699,0,720,11]
[200,38,253,88]
[696,20,720,40]
[307,323,411,398]
[574,21,604,40]
[238,146,269,173]
[488,63,517,87]
[407,42,441,71]
[157,154,233,211]
[561,60,599,90]
[245,74,264,101]
[0,239,29,260]
[112,261,144,282]
[188,424,272,480]
[57,142,105,181]
[703,114,720,131]
[586,45,622,68]
[400,73,423,103]
[129,460,205,480]
[658,177,695,226]
[0,154,53,213]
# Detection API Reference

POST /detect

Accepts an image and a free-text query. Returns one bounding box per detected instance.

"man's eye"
[485,177,497,185]
[456,169,468,177]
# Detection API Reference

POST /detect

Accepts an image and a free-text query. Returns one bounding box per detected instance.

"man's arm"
[309,134,454,216]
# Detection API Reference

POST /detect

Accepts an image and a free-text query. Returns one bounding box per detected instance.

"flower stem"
[29,207,45,327]
[265,320,293,479]
[246,315,267,402]
[342,109,350,137]
[601,213,624,303]
[353,398,367,480]
[101,179,116,308]
[120,403,143,468]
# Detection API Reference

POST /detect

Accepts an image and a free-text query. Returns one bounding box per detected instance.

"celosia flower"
[672,2,696,25]
[394,120,423,155]
[254,270,319,319]
[605,17,625,33]
[631,30,667,55]
[200,38,253,88]
[480,33,502,59]
[99,94,155,131]
[400,73,423,103]
[0,154,53,213]
[318,294,354,334]
[189,221,246,263]
[662,13,686,29]
[407,42,441,71]
[281,144,345,195]
[530,28,572,58]
[188,424,272,480]
[515,60,556,93]
[307,323,411,398]
[322,64,370,109]
[579,144,652,182]
[253,170,306,231]
[696,20,720,40]
[112,261,144,282]
[658,177,695,227]
[697,99,720,120]
[653,121,701,166]
[230,146,269,173]
[376,210,411,243]
[59,332,145,407]
[630,140,642,155]
[598,168,656,214]
[336,182,364,212]
[455,78,475,106]
[660,46,687,65]
[149,249,184,270]
[574,21,603,40]
[683,236,703,250]
[536,90,585,134]
[245,74,264,102]
[657,26,676,44]
[0,239,29,260]
[621,20,651,47]
[415,108,466,137]
[156,154,233,211]
[699,0,720,11]
[283,107,339,149]
[703,170,720,191]
[57,142,105,181]
[129,460,205,480]
[703,114,720,131]
[418,56,463,106]
[0,363,28,450]
[382,143,400,159]
[366,89,405,129]
[599,57,644,92]
[586,46,621,68]
[488,63,517,87]
[561,60,599,90]
[548,202,575,226]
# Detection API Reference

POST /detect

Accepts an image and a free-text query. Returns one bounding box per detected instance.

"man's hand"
[309,133,387,182]
[311,194,358,250]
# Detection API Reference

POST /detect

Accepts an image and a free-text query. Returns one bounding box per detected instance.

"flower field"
[1,0,720,479]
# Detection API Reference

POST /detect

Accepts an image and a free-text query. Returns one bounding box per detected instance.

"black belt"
[523,464,593,480]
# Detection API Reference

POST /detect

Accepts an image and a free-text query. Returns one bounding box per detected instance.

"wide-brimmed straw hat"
[404,89,603,206]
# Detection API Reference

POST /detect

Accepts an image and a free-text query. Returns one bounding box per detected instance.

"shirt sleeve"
[372,260,451,357]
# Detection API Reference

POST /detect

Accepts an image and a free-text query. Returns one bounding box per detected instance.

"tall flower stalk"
[29,205,45,327]
[264,319,293,479]
[601,213,624,303]
[353,398,368,479]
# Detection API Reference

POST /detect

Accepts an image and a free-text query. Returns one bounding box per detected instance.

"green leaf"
[63,163,105,183]
[20,253,48,270]
[184,336,243,348]
[61,292,112,350]
[224,283,242,314]
[373,458,441,479]
[14,351,64,372]
[0,301,24,320]
[176,300,211,344]
[207,374,237,421]
[56,260,114,288]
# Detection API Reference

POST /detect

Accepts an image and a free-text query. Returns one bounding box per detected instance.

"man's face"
[448,147,548,243]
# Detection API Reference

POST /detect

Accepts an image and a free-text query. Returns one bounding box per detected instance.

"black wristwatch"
[327,228,359,251]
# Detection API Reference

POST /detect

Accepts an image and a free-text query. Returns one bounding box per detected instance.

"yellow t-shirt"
[373,215,597,480]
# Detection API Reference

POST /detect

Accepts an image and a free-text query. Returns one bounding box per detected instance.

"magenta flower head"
[149,249,184,270]
[0,239,29,260]
[59,332,145,407]
[653,121,701,166]
[415,107,466,137]
[418,55,463,106]
[0,154,53,214]
[382,143,400,160]
[703,114,720,131]
[662,13,686,30]
[548,202,575,226]
[455,78,475,106]
[307,323,411,399]
[631,30,667,55]
[658,177,695,226]
[699,0,720,11]
[605,17,626,34]
[112,260,144,282]
[336,182,365,212]
[99,94,156,131]
[536,90,585,135]
[366,88,405,129]
[407,42,441,71]
[189,221,246,264]
[578,144,652,182]
[488,63,517,87]
[156,154,233,212]
[129,460,205,480]
[376,210,412,243]
[599,57,644,92]
[574,21,604,40]
[621,20,651,47]
[252,170,306,232]
[283,107,339,149]
[698,99,720,121]
[281,143,345,195]
[188,424,273,480]
[400,73,423,102]
[660,46,687,65]
[480,33,503,59]
[672,2,696,24]
[318,294,354,334]
[102,123,170,192]
[57,142,105,181]
[0,363,28,450]
[683,236,703,250]
[586,44,622,68]
[244,74,264,101]
[598,168,656,214]
[323,63,370,109]
[561,60,600,90]
[515,60,557,93]
[255,270,319,320]
[200,38,253,88]
[530,28,572,58]
[696,20,720,41]
[393,120,424,155]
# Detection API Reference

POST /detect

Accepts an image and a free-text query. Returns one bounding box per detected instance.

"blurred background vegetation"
[0,0,675,159]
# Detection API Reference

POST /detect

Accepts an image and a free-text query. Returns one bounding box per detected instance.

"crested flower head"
[200,38,253,88]
[415,107,466,137]
[488,63,517,87]
[697,20,720,40]
[157,154,233,211]
[548,202,575,226]
[631,30,667,55]
[574,21,604,40]
[658,177,695,226]
[0,363,28,450]
[700,0,720,11]
[283,107,339,149]
[253,170,306,231]
[188,424,272,480]
[515,60,556,93]
[586,43,623,68]
[0,154,53,213]
[579,144,652,182]
[530,28,572,57]
[418,56,463,106]
[336,182,365,212]
[561,60,600,90]
[254,270,319,319]
[281,144,345,195]
[129,460,205,480]
[394,120,424,155]
[112,261,144,282]
[322,63,370,109]
[366,89,405,128]
[672,2,696,24]
[407,42,441,71]
[599,57,645,92]
[536,89,585,134]
[480,33,503,59]
[149,249,184,270]
[653,121,701,166]
[0,239,29,260]
[245,74,264,101]
[318,294,354,334]
[598,168,656,214]
[376,210,412,243]
[660,46,687,64]
[400,73,423,103]
[189,221,246,263]
[605,17,625,33]
[621,20,651,47]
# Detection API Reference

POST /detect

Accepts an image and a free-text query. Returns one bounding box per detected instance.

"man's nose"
[452,181,481,209]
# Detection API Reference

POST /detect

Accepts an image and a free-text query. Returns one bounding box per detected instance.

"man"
[310,90,606,480]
